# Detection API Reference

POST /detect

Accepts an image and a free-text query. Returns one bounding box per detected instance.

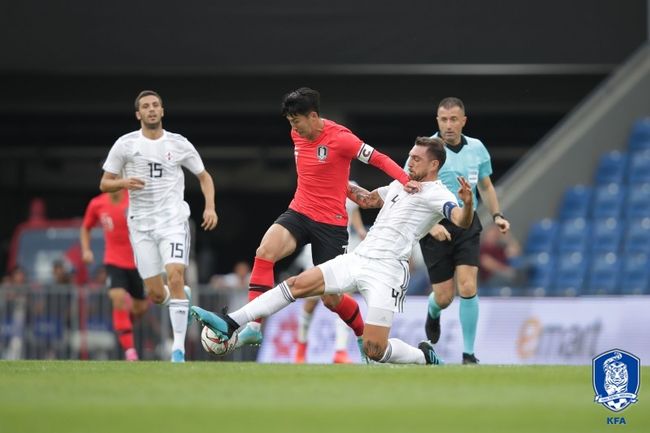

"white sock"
[379,338,426,365]
[334,318,349,351]
[297,308,314,344]
[161,285,171,305]
[229,282,295,325]
[168,299,189,353]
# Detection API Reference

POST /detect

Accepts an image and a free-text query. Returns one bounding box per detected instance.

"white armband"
[356,143,375,164]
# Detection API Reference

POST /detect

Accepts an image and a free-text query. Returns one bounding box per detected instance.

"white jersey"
[354,180,458,260]
[103,129,205,231]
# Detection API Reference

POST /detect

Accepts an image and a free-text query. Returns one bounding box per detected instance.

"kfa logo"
[593,349,640,412]
[317,145,328,161]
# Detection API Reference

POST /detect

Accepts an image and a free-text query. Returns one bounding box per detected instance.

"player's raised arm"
[196,170,218,231]
[448,176,474,229]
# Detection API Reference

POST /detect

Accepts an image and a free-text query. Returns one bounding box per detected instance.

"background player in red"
[236,87,420,356]
[80,189,148,361]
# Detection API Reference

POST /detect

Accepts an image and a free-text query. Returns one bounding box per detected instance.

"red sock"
[113,309,134,351]
[248,256,275,324]
[331,294,364,337]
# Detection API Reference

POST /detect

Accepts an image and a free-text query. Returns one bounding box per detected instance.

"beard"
[142,119,161,130]
[409,170,425,181]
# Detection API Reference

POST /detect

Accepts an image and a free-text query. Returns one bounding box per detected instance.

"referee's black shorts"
[274,209,348,265]
[419,212,482,284]
[106,265,146,300]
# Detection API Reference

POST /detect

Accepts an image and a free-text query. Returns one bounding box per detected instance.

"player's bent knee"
[363,339,387,362]
[320,294,341,310]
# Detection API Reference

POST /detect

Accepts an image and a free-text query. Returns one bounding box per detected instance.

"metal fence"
[0,284,257,361]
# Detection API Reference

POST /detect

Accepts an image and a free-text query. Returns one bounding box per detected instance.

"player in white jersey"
[191,136,474,365]
[100,90,218,362]
[293,183,368,364]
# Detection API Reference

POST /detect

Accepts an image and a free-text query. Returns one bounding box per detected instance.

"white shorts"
[317,253,410,327]
[129,221,191,279]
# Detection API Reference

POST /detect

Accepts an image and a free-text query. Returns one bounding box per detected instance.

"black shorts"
[106,265,146,300]
[419,212,482,284]
[275,209,348,265]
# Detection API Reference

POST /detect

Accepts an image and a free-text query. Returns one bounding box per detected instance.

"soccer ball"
[200,326,238,356]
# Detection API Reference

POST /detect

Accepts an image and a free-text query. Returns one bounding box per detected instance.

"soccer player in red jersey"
[80,190,148,361]
[235,87,420,358]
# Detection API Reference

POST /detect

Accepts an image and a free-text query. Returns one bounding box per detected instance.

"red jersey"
[82,192,136,269]
[289,119,409,226]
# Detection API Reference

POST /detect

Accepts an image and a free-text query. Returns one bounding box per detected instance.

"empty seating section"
[524,118,650,295]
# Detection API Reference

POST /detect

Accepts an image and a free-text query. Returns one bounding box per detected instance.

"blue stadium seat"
[591,183,626,219]
[585,252,621,295]
[557,218,591,253]
[627,149,650,183]
[525,219,558,254]
[624,182,650,219]
[591,218,623,253]
[624,217,650,253]
[594,151,628,185]
[620,252,650,295]
[526,252,555,291]
[628,118,650,151]
[551,251,588,296]
[558,185,592,220]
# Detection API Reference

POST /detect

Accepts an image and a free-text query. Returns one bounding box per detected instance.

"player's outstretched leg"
[425,292,443,343]
[190,306,238,341]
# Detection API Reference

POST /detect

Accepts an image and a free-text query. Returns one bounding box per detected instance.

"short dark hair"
[414,136,446,168]
[438,97,465,113]
[281,87,320,117]
[135,90,163,111]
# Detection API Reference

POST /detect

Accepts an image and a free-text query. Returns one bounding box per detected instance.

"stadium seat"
[627,149,650,183]
[558,185,592,220]
[591,183,626,219]
[585,252,621,295]
[620,252,650,295]
[623,217,650,253]
[526,252,555,292]
[551,251,588,296]
[557,218,591,253]
[591,218,623,253]
[594,151,628,185]
[624,182,650,219]
[525,219,558,254]
[628,117,650,151]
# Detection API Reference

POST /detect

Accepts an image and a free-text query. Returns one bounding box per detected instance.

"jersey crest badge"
[317,146,328,161]
[593,349,640,412]
[165,151,173,161]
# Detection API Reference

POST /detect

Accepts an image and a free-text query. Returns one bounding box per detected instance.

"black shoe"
[462,352,480,364]
[425,313,441,343]
[418,341,444,365]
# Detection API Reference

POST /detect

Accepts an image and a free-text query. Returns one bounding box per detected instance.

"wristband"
[492,212,505,221]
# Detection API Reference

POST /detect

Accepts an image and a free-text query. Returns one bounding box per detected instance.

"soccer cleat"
[234,323,264,348]
[333,350,352,364]
[462,352,480,365]
[125,348,139,361]
[294,341,307,363]
[418,341,444,365]
[190,306,236,341]
[171,349,185,363]
[425,313,441,343]
[357,336,370,364]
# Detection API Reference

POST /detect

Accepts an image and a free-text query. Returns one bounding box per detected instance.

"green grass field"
[0,361,647,433]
